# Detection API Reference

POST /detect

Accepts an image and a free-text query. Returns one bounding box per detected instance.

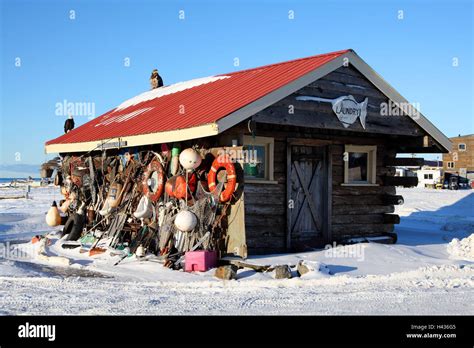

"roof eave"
[44,123,219,154]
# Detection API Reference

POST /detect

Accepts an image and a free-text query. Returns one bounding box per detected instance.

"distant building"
[443,134,474,180]
[416,165,443,188]
[395,159,441,183]
[395,166,418,177]
[396,158,444,188]
[424,159,443,168]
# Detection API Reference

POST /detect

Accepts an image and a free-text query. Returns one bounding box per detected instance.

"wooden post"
[286,140,292,250]
[325,145,333,244]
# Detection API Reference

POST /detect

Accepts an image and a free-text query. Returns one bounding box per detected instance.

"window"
[458,143,466,151]
[344,145,377,185]
[424,174,433,180]
[447,161,455,169]
[242,135,275,183]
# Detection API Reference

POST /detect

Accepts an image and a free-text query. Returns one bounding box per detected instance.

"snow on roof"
[115,75,230,111]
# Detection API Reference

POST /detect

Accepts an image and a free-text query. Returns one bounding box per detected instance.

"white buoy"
[45,201,62,227]
[133,196,153,219]
[136,245,146,257]
[179,148,202,170]
[174,210,197,232]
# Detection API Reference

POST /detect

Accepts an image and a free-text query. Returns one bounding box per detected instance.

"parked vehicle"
[443,173,470,190]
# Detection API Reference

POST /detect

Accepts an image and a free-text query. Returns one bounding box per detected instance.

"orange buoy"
[165,173,197,199]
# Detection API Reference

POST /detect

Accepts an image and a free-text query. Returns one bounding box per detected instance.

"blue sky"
[1,0,473,171]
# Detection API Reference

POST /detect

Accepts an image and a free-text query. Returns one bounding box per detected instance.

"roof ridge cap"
[219,49,352,76]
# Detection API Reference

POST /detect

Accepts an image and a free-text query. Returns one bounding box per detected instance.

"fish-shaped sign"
[295,95,368,129]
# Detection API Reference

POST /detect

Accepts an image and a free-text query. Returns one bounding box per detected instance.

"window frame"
[242,135,276,184]
[343,145,377,186]
[447,161,455,169]
[458,143,466,151]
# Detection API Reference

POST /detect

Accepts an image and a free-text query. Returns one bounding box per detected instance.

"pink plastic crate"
[185,250,218,272]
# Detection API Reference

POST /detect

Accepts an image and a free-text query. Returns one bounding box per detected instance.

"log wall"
[217,122,401,254]
[214,65,420,254]
[217,125,288,254]
[330,143,397,241]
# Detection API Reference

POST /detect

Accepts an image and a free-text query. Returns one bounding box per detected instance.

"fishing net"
[189,181,223,250]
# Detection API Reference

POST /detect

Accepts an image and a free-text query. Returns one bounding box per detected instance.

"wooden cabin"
[45,49,451,257]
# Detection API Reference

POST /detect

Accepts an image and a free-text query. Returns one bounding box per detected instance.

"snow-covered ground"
[0,186,472,315]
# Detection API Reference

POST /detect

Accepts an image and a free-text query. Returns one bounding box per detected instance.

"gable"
[252,65,425,138]
[217,51,450,153]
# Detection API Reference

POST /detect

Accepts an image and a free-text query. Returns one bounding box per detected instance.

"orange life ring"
[208,155,237,203]
[142,159,165,202]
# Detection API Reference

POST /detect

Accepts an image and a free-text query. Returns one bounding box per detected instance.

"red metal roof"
[46,49,350,146]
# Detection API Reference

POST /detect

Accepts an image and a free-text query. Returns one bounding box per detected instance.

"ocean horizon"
[0,178,40,183]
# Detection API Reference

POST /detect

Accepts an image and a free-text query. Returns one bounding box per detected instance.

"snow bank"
[114,75,230,111]
[297,260,331,279]
[447,234,474,261]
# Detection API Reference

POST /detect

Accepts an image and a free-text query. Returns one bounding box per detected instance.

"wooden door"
[287,145,326,249]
